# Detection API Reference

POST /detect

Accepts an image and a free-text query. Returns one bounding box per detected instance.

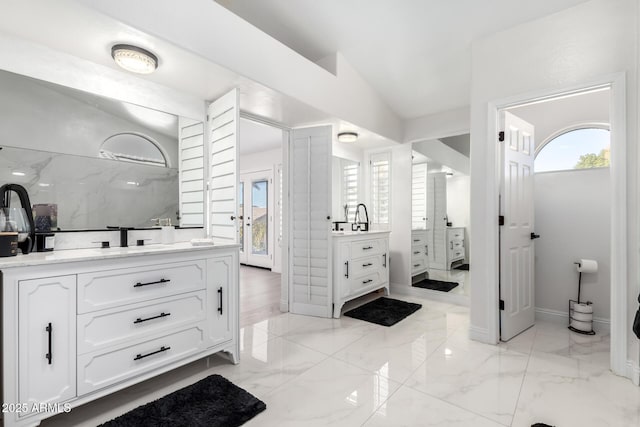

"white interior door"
[208,88,239,244]
[430,172,447,269]
[500,111,536,341]
[239,170,273,269]
[288,125,332,317]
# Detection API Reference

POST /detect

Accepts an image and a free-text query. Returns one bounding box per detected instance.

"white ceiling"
[215,0,591,119]
[239,118,283,155]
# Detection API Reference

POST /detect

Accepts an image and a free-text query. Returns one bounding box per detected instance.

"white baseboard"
[627,360,640,386]
[534,307,610,334]
[279,299,289,313]
[469,324,495,344]
[390,283,469,307]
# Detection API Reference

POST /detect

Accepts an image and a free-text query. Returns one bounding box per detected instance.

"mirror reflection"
[0,69,193,230]
[411,134,470,296]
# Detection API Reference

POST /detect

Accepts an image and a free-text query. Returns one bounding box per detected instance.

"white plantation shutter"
[207,89,239,244]
[289,125,332,317]
[412,162,427,230]
[179,117,205,227]
[370,152,391,227]
[342,162,359,221]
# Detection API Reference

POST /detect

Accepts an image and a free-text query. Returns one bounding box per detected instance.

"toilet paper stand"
[568,261,596,335]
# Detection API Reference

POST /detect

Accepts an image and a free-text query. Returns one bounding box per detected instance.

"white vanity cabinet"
[332,231,390,318]
[2,244,239,427]
[446,227,466,269]
[18,275,77,410]
[411,229,429,276]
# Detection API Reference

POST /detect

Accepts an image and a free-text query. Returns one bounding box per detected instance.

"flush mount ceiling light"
[111,44,158,74]
[337,131,358,143]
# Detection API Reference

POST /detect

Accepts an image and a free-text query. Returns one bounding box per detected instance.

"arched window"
[99,133,168,167]
[534,127,610,173]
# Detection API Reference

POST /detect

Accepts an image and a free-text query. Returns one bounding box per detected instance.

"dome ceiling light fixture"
[337,131,358,143]
[111,44,158,74]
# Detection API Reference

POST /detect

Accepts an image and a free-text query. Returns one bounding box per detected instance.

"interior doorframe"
[483,72,628,378]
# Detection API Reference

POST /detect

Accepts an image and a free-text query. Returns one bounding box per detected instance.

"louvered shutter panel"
[342,162,359,221]
[370,152,391,227]
[412,162,427,229]
[289,125,332,317]
[207,89,239,244]
[179,117,205,227]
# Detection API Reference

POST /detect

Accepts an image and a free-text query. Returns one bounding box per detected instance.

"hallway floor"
[41,293,638,427]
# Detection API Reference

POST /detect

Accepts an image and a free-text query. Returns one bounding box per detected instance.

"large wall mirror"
[0,69,204,230]
[331,155,362,228]
[410,133,470,297]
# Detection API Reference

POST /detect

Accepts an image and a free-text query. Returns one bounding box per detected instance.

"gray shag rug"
[99,374,266,427]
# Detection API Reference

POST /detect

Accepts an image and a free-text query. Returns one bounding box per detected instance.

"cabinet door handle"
[450,242,453,250]
[383,253,387,267]
[45,322,52,365]
[362,246,373,250]
[363,279,373,284]
[133,312,171,324]
[218,287,223,314]
[134,278,170,288]
[425,245,428,256]
[345,261,349,278]
[134,346,171,361]
[362,262,373,267]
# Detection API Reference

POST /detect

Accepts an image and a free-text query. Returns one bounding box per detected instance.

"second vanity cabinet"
[3,245,238,427]
[332,231,390,318]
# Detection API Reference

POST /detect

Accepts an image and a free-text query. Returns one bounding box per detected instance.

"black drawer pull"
[134,278,170,288]
[362,279,373,284]
[413,251,420,255]
[45,322,52,365]
[133,312,171,324]
[414,264,420,268]
[362,262,373,267]
[413,239,420,242]
[134,346,171,361]
[362,246,373,250]
[218,287,223,314]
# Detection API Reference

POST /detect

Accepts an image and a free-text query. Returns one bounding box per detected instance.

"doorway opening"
[237,117,285,326]
[497,85,620,370]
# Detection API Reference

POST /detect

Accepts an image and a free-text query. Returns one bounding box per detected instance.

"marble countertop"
[0,241,239,269]
[332,230,391,237]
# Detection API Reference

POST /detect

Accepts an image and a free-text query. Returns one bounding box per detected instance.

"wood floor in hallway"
[239,265,281,327]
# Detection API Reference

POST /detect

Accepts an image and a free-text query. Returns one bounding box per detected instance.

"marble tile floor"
[425,268,470,297]
[41,294,639,427]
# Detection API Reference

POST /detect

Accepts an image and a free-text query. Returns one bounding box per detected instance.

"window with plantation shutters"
[370,152,391,227]
[412,162,427,229]
[342,162,359,221]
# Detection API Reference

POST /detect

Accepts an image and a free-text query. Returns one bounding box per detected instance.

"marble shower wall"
[0,146,178,229]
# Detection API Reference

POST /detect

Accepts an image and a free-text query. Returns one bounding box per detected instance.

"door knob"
[530,232,541,240]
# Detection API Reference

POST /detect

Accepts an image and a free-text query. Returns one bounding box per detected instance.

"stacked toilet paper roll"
[571,302,594,332]
[576,259,598,273]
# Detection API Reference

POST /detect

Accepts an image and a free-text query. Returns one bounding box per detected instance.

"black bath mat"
[413,278,459,292]
[344,297,421,327]
[99,374,266,427]
[454,263,469,271]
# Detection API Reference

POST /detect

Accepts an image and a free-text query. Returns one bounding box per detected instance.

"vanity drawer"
[77,260,206,314]
[448,228,464,241]
[449,240,464,252]
[449,248,465,261]
[411,232,428,246]
[350,238,386,258]
[411,246,426,261]
[349,255,382,278]
[77,291,206,354]
[412,257,427,274]
[77,323,207,395]
[350,271,383,294]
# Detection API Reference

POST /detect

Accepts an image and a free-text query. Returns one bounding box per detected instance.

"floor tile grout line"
[507,327,538,426]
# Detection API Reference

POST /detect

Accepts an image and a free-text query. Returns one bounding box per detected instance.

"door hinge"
[498,131,505,142]
[499,299,505,310]
[498,215,504,226]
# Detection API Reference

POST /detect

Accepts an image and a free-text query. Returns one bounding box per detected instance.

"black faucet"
[353,203,369,231]
[107,226,134,247]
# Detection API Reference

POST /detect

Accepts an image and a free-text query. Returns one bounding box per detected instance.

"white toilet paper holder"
[568,260,596,335]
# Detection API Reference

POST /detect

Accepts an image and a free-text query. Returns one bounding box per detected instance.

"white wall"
[535,168,611,322]
[469,0,637,377]
[446,175,471,262]
[404,106,470,143]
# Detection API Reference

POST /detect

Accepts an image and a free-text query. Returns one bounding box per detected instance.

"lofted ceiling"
[216,0,591,119]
